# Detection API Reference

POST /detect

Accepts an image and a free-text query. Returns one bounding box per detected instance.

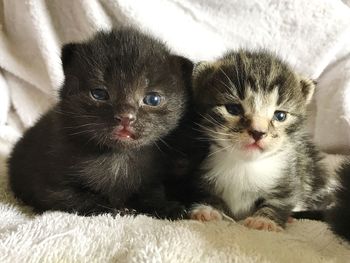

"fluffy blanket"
[1,0,350,262]
[0,154,349,262]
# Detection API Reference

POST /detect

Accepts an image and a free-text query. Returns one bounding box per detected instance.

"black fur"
[291,210,325,221]
[325,163,350,242]
[8,28,195,219]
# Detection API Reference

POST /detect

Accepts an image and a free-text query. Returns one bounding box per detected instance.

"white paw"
[244,216,283,232]
[189,204,223,222]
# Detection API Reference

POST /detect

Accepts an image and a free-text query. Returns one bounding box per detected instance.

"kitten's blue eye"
[90,88,109,101]
[225,104,242,115]
[274,111,287,122]
[143,92,162,106]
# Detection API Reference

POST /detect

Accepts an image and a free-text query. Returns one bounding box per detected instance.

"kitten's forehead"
[243,86,279,115]
[217,53,304,110]
[77,32,179,95]
[80,29,173,80]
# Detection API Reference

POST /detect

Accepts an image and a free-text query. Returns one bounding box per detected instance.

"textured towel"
[0,154,350,262]
[1,0,350,261]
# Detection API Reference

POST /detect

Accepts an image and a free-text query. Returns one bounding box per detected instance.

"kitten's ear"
[300,77,316,104]
[171,55,194,86]
[60,43,81,100]
[192,62,217,104]
[61,43,78,69]
[171,55,193,73]
[61,42,85,70]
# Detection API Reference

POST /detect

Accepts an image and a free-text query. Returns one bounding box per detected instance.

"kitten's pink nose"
[114,113,136,126]
[248,129,266,141]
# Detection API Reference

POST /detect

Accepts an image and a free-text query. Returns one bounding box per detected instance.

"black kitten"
[8,28,194,219]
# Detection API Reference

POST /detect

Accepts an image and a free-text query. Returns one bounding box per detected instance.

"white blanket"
[1,0,350,261]
[0,155,349,262]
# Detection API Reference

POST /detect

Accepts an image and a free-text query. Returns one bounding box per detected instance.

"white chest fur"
[203,146,288,219]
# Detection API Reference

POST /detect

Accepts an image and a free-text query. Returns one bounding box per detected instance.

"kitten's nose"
[114,113,136,126]
[248,129,266,141]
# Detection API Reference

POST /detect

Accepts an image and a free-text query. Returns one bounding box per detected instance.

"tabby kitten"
[8,28,193,219]
[189,50,347,231]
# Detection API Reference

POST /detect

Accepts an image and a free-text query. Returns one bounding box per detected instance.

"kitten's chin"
[108,129,142,149]
[239,149,263,160]
[244,142,263,152]
[114,129,137,140]
[238,142,269,160]
[239,142,281,161]
[110,138,142,149]
[109,132,156,150]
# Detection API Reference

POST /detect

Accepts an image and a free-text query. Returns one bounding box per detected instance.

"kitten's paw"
[189,204,223,222]
[287,216,295,223]
[163,203,187,220]
[244,216,283,232]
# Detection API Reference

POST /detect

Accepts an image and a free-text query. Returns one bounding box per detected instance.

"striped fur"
[191,50,347,230]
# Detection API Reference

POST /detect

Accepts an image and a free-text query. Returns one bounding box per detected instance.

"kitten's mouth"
[112,127,137,141]
[244,142,263,151]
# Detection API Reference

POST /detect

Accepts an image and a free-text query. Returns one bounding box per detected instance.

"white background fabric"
[1,0,350,261]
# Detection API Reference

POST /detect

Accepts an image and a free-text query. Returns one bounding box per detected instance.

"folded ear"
[171,55,194,85]
[300,77,316,104]
[59,43,81,99]
[61,43,78,69]
[192,61,218,106]
[192,61,214,88]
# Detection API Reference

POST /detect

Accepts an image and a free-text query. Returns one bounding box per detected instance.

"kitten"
[8,28,194,219]
[189,50,349,231]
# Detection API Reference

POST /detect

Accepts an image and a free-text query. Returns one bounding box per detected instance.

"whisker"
[194,122,231,137]
[153,141,164,154]
[96,203,114,211]
[96,136,105,148]
[84,134,99,146]
[202,113,230,131]
[212,138,231,141]
[218,68,240,102]
[229,144,235,154]
[219,68,237,95]
[219,68,235,88]
[159,138,185,156]
[63,123,105,129]
[208,144,233,157]
[219,80,232,91]
[192,127,230,139]
[196,137,231,142]
[159,138,172,149]
[233,62,243,91]
[193,128,229,141]
[68,129,97,136]
[54,109,97,119]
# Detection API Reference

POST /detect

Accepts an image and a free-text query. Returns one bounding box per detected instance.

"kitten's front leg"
[244,204,291,232]
[126,184,188,220]
[43,187,115,216]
